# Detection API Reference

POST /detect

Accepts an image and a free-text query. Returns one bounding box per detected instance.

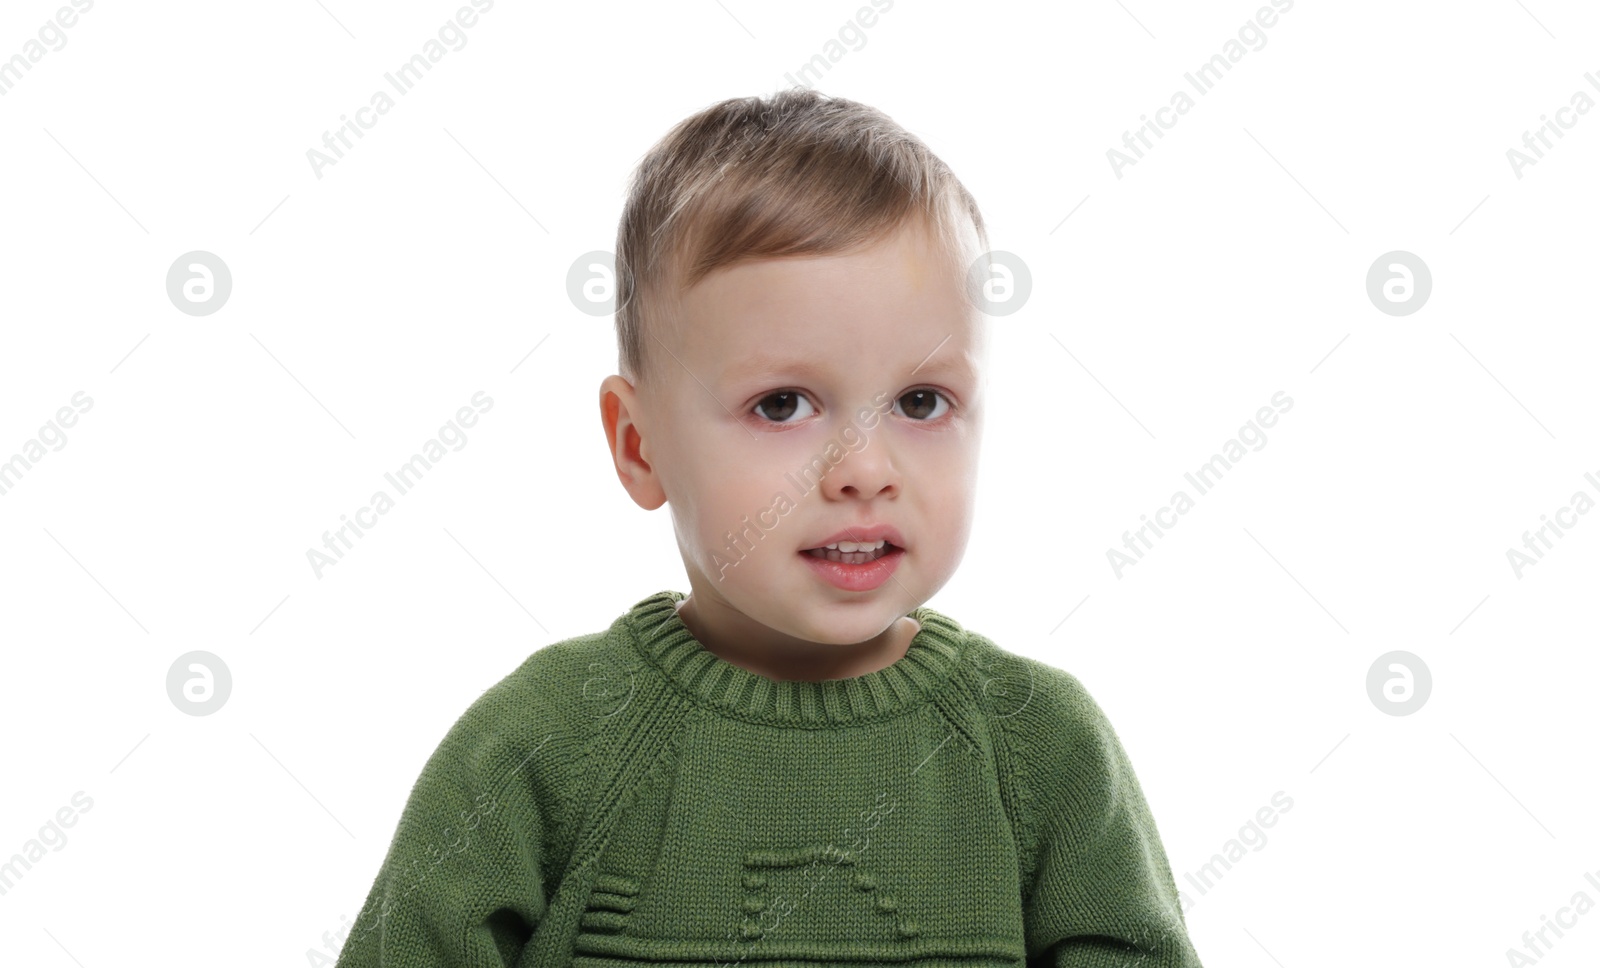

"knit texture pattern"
[333,591,1204,967]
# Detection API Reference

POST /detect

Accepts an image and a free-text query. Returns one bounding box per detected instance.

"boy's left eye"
[895,389,950,421]
[752,391,815,423]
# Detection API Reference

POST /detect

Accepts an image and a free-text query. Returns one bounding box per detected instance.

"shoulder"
[948,625,1140,829]
[428,602,649,810]
[950,629,1152,886]
[938,621,1115,744]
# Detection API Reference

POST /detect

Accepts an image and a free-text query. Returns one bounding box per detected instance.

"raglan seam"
[547,633,629,881]
[987,656,1043,914]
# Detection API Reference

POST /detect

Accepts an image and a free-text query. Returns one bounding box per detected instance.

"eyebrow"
[904,347,979,384]
[718,354,830,384]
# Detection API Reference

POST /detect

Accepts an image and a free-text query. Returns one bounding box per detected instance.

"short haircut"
[613,88,989,381]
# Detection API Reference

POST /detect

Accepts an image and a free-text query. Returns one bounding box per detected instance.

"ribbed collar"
[622,590,970,727]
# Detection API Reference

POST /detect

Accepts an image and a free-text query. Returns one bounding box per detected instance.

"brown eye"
[753,391,814,423]
[896,389,948,420]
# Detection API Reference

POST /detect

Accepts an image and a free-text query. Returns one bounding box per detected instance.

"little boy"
[334,89,1204,967]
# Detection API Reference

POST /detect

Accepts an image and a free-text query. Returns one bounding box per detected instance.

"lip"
[798,524,906,593]
[801,545,905,592]
[801,524,906,552]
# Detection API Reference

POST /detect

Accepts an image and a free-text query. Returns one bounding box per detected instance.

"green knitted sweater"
[332,591,1203,967]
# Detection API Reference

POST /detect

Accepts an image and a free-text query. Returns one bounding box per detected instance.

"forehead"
[676,220,983,381]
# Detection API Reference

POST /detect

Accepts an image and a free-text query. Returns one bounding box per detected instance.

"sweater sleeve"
[1013,665,1203,968]
[333,717,553,967]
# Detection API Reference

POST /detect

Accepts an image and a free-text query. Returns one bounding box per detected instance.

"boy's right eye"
[752,391,815,423]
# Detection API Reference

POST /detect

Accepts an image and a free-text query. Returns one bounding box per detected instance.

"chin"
[788,603,903,647]
[725,560,933,646]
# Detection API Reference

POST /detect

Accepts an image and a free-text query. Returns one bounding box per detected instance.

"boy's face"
[605,217,987,648]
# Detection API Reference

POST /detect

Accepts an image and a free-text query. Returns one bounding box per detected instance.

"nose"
[819,428,899,502]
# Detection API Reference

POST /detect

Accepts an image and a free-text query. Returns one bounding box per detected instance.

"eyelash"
[749,388,955,425]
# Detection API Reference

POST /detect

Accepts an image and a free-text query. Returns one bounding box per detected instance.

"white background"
[2,1,1597,965]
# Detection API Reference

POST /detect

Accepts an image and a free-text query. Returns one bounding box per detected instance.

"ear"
[599,374,666,511]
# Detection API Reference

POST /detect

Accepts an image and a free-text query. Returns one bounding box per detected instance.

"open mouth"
[802,539,898,565]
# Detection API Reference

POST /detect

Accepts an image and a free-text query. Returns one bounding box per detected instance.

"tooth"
[825,543,838,550]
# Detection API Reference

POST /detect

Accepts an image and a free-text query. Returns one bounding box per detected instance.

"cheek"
[904,425,981,484]
[908,433,979,537]
[677,455,781,548]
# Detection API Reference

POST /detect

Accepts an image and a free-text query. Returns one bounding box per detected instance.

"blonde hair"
[613,88,988,381]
